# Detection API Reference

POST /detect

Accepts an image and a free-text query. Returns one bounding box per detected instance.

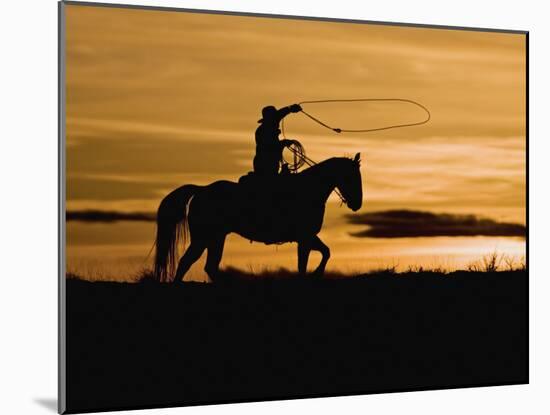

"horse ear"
[354,153,361,163]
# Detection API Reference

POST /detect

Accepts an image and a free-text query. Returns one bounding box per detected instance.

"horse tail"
[154,184,201,282]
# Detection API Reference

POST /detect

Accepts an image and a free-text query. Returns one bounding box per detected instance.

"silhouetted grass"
[66,252,527,284]
[196,265,525,285]
[466,252,526,273]
[134,252,525,283]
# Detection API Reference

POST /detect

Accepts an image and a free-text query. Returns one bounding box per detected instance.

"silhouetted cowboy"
[253,104,302,176]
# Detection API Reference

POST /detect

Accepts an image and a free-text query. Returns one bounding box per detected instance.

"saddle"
[238,170,292,188]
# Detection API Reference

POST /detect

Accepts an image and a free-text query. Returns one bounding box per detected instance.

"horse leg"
[310,235,331,277]
[204,235,226,282]
[297,240,312,275]
[174,241,206,283]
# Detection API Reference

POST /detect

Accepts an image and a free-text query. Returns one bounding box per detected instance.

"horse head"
[336,153,363,212]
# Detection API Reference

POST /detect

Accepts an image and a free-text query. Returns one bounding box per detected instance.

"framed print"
[59,1,528,413]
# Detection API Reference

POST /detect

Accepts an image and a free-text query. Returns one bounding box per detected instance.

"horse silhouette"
[154,153,363,282]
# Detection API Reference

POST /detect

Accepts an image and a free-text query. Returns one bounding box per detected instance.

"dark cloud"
[346,210,525,238]
[67,210,154,223]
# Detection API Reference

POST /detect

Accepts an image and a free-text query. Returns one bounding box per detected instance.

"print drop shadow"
[33,398,57,413]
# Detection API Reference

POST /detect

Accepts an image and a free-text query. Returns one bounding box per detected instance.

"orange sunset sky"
[64,4,526,281]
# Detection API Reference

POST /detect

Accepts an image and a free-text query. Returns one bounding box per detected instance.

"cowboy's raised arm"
[275,104,302,122]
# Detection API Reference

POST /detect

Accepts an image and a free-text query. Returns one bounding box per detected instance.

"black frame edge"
[61,0,528,35]
[58,1,67,413]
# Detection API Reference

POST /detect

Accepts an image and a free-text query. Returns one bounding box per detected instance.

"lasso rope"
[280,98,431,203]
[293,98,431,134]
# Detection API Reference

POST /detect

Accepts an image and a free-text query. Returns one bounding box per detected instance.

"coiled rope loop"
[295,98,431,134]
